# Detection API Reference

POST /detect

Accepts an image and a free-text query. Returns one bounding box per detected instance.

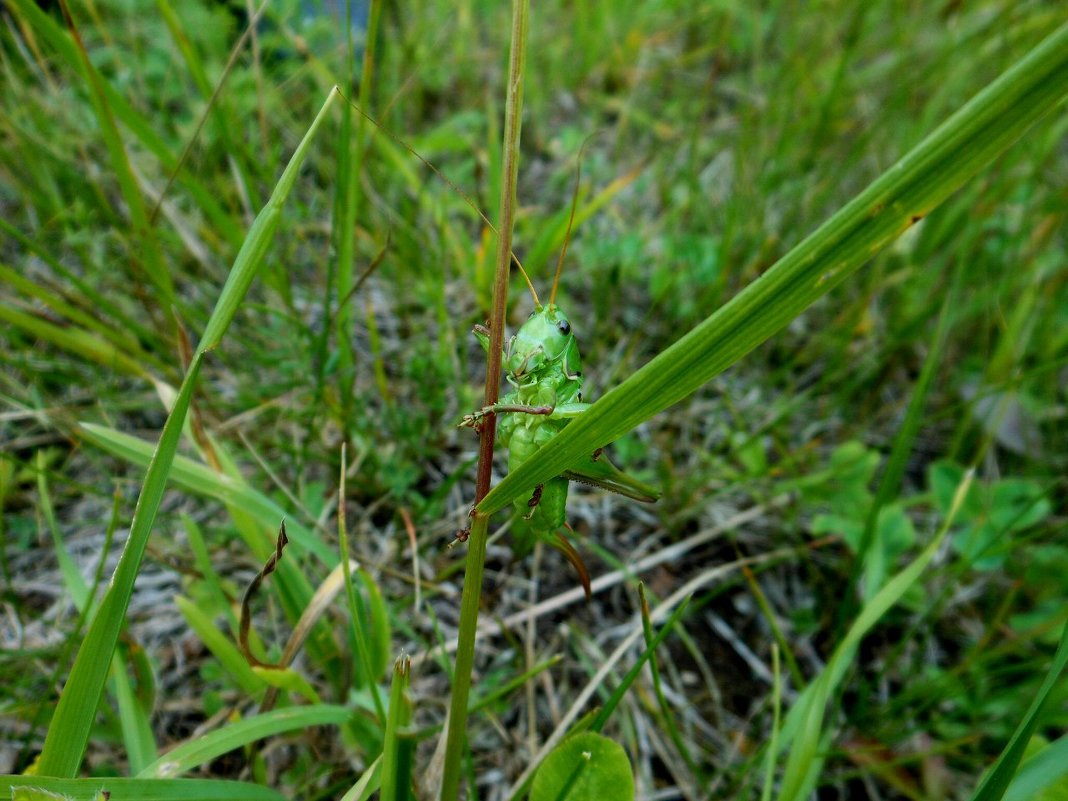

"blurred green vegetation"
[1,0,1065,798]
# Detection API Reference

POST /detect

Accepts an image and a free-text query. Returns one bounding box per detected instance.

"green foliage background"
[0,0,1065,798]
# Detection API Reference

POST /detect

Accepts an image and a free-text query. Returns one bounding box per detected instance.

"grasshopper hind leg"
[552,523,592,601]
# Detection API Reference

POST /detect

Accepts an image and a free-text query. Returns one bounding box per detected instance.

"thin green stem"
[439,0,530,798]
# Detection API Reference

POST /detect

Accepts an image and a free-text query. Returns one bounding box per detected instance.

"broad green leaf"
[478,22,1068,518]
[137,706,352,778]
[1,776,286,800]
[530,732,634,801]
[1005,735,1068,801]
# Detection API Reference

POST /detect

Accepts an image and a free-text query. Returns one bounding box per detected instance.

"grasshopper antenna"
[549,133,599,307]
[342,96,541,307]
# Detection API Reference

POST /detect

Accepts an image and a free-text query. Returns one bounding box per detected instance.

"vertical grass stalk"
[439,0,530,798]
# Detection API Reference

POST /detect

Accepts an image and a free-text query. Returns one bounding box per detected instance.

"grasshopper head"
[506,304,575,382]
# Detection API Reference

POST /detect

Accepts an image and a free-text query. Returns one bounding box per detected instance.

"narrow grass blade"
[637,585,702,789]
[775,470,975,801]
[155,0,258,210]
[55,0,174,308]
[381,656,415,801]
[478,22,1068,518]
[968,621,1068,801]
[199,88,341,353]
[36,450,89,610]
[1,776,287,800]
[78,423,335,565]
[174,596,265,697]
[110,650,157,774]
[338,446,387,723]
[0,304,149,379]
[35,354,204,777]
[590,596,691,732]
[6,0,241,246]
[137,705,352,778]
[846,267,960,609]
[0,263,159,369]
[0,220,163,351]
[339,755,383,801]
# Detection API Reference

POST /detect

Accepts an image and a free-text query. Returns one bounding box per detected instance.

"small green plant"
[530,732,634,801]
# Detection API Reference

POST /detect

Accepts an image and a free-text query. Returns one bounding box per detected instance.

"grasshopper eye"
[557,320,571,336]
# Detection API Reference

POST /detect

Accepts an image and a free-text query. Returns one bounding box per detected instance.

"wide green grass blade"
[1004,734,1068,801]
[477,22,1068,518]
[35,88,341,778]
[1,776,287,801]
[34,354,204,778]
[137,705,352,778]
[968,621,1068,801]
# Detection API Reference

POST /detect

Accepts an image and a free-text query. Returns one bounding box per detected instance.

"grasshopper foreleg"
[459,403,554,429]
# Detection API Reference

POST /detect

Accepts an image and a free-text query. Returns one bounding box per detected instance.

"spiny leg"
[459,403,554,429]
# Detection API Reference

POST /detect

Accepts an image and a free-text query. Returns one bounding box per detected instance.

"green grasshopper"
[460,176,659,596]
[346,102,659,593]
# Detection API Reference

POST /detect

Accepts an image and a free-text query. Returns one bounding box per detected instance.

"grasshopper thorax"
[504,304,579,385]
